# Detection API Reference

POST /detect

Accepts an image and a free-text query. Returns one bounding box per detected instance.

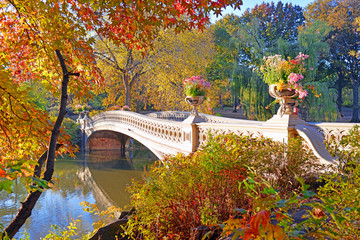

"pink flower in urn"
[288,73,308,99]
[183,76,211,98]
[122,105,131,111]
[261,52,313,100]
[296,52,309,61]
[75,104,82,110]
[297,88,308,99]
[288,73,304,84]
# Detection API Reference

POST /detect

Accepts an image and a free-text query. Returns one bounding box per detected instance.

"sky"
[211,0,316,23]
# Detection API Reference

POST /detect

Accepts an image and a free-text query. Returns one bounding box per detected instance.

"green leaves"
[0,179,14,194]
[30,177,51,191]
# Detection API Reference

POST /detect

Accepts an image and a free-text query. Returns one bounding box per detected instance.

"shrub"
[326,125,360,170]
[315,125,360,238]
[124,133,325,239]
[62,117,81,146]
[222,125,360,239]
[222,160,360,239]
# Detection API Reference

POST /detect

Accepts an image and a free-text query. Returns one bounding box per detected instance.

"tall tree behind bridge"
[305,0,360,122]
[95,38,150,109]
[206,15,240,111]
[210,2,337,121]
[144,28,216,112]
[210,2,305,120]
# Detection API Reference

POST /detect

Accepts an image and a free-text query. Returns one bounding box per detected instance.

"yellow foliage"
[144,28,215,111]
[96,28,216,112]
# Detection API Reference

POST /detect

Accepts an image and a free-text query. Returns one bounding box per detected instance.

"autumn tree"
[235,2,305,66]
[0,0,100,188]
[305,0,360,122]
[0,0,102,237]
[143,28,216,112]
[211,2,305,120]
[0,0,242,237]
[96,27,216,112]
[95,38,150,109]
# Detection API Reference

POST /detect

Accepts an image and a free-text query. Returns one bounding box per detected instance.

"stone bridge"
[79,111,357,165]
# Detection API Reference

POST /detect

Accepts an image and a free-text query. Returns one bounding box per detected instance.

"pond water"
[0,149,156,239]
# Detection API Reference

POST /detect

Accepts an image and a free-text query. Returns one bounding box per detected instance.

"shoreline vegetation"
[44,127,360,240]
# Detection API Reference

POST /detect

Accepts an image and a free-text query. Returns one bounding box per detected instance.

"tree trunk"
[336,71,344,116]
[123,73,131,107]
[219,94,223,110]
[3,50,79,238]
[351,79,359,123]
[233,95,237,112]
[336,85,343,116]
[125,84,131,107]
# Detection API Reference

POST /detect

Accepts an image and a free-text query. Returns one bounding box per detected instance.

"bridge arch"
[82,113,178,159]
[86,130,131,154]
[86,129,164,159]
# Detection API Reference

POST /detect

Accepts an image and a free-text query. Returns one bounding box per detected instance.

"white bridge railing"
[80,111,358,164]
[309,122,356,145]
[81,111,198,158]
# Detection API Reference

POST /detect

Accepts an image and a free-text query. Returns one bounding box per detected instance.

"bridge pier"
[80,129,88,154]
[119,134,129,157]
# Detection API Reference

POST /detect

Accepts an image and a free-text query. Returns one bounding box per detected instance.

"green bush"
[62,117,81,147]
[327,125,360,170]
[223,162,360,239]
[314,125,360,238]
[124,133,325,239]
[222,126,360,239]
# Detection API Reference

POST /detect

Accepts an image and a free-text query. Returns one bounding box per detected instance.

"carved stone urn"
[269,84,298,116]
[185,96,204,116]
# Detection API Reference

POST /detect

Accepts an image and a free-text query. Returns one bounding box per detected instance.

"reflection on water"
[0,149,156,239]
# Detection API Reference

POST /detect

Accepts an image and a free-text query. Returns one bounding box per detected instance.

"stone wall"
[87,130,128,151]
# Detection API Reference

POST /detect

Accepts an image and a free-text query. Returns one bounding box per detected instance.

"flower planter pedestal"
[82,111,89,120]
[269,84,299,116]
[266,84,308,140]
[183,96,206,123]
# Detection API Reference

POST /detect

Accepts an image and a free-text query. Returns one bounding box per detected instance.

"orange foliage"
[0,166,6,178]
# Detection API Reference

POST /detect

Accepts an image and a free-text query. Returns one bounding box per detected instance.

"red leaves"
[70,0,242,49]
[0,165,6,177]
[312,208,326,219]
[174,2,186,14]
[250,210,271,231]
[241,210,287,240]
[244,210,270,239]
[86,24,94,31]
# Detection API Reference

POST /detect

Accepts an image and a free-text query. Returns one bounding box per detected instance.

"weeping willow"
[234,71,338,122]
[234,69,273,121]
[232,61,338,122]
[300,81,338,122]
